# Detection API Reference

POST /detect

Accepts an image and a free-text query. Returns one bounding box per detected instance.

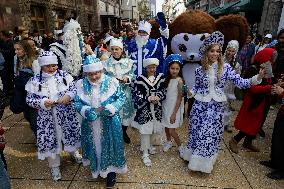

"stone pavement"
[2,100,284,189]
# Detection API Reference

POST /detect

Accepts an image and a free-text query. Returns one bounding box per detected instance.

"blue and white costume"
[131,58,166,166]
[25,51,81,181]
[104,38,135,126]
[182,32,262,173]
[125,13,169,76]
[73,55,127,178]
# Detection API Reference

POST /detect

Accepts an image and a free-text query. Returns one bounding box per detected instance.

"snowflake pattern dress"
[182,63,261,173]
[25,70,81,160]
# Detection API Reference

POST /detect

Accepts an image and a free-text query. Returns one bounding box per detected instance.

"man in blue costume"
[125,12,169,76]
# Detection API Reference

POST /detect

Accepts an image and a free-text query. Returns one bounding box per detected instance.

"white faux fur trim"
[91,165,128,179]
[132,120,164,135]
[159,26,169,39]
[83,63,103,72]
[251,75,262,85]
[40,98,51,110]
[80,105,90,119]
[105,104,116,116]
[182,147,218,174]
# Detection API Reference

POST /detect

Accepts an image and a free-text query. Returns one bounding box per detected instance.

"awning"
[209,1,241,16]
[230,0,264,13]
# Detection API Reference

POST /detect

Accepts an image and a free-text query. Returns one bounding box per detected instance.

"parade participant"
[126,12,169,76]
[229,49,275,154]
[223,40,241,132]
[161,54,185,156]
[10,40,40,137]
[104,38,134,144]
[25,51,82,181]
[182,31,265,174]
[260,83,284,180]
[100,34,114,61]
[131,58,166,167]
[73,55,127,188]
[50,18,84,78]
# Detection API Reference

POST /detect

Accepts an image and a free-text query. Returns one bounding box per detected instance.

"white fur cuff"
[105,104,116,116]
[251,75,262,85]
[159,26,169,39]
[80,106,90,118]
[40,98,51,110]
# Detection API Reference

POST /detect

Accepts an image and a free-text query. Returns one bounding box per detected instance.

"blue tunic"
[73,74,127,178]
[125,32,168,76]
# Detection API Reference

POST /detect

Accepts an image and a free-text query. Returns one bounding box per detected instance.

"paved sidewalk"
[2,101,284,189]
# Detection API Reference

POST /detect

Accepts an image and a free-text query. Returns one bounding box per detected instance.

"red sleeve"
[249,85,272,93]
[0,127,4,135]
[281,91,284,98]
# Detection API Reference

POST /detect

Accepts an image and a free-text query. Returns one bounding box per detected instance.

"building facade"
[121,0,139,23]
[259,0,283,36]
[0,0,122,34]
[162,0,187,21]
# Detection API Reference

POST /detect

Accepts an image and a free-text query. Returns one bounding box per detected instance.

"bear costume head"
[169,10,249,63]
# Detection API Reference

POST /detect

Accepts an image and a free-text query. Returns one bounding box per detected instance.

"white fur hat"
[38,51,58,67]
[143,58,159,68]
[104,34,114,44]
[110,38,123,49]
[138,21,152,35]
[83,54,103,72]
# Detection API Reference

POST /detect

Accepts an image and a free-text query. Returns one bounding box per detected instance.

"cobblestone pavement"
[2,100,284,189]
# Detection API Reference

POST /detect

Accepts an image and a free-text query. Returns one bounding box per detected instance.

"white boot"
[142,153,152,167]
[51,167,61,181]
[163,141,172,152]
[178,144,185,158]
[71,150,82,164]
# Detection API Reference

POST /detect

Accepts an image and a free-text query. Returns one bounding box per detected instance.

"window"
[54,9,66,30]
[31,6,46,34]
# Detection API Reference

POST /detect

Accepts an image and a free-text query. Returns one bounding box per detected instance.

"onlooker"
[255,34,272,54]
[33,29,42,48]
[41,32,55,51]
[237,35,256,74]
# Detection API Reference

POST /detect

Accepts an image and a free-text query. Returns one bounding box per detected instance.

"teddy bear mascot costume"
[168,10,249,111]
[50,17,84,79]
[125,12,169,76]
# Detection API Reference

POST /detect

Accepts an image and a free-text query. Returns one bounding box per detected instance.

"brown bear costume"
[168,10,248,89]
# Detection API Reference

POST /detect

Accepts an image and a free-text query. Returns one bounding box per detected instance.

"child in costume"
[223,40,242,133]
[104,38,134,144]
[183,31,265,174]
[229,48,275,154]
[161,54,185,157]
[131,58,166,166]
[25,51,82,181]
[73,55,127,188]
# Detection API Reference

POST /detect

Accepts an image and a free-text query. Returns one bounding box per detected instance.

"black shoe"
[106,172,116,188]
[267,170,284,180]
[122,126,131,144]
[260,160,276,169]
[259,129,265,138]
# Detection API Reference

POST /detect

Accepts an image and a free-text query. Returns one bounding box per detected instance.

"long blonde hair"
[15,40,36,72]
[201,44,224,79]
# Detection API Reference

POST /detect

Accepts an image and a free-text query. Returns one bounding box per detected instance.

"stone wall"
[259,0,283,36]
[0,0,102,32]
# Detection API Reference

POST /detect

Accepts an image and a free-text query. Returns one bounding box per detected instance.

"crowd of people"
[0,12,284,189]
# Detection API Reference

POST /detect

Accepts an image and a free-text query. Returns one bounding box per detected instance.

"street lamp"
[132,6,136,23]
